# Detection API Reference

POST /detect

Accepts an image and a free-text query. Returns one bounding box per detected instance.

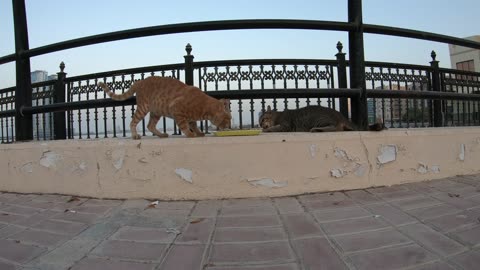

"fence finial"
[336,41,343,53]
[185,43,192,55]
[59,61,65,72]
[430,50,437,61]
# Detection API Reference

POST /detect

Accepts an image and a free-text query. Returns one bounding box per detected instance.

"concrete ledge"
[1,127,480,200]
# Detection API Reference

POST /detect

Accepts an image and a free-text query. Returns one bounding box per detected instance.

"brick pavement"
[0,174,479,270]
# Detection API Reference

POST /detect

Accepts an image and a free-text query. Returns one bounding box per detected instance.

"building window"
[456,60,474,72]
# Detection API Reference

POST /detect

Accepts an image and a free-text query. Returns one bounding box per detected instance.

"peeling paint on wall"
[353,163,367,177]
[417,162,428,174]
[309,144,317,158]
[377,145,397,166]
[106,149,126,170]
[430,165,440,174]
[247,178,288,188]
[39,151,62,169]
[459,144,465,161]
[330,168,346,178]
[20,162,33,173]
[334,147,355,161]
[175,168,193,184]
[71,161,87,175]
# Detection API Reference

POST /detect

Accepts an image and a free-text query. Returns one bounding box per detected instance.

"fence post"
[13,0,33,141]
[53,62,67,140]
[348,0,368,130]
[336,42,349,119]
[184,43,194,86]
[430,51,443,127]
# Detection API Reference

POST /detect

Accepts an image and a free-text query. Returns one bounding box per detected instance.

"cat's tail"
[98,82,137,101]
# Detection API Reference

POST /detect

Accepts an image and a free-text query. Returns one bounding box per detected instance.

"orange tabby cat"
[98,76,231,139]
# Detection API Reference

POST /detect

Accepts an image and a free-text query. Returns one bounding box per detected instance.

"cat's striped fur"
[99,76,231,139]
[259,105,384,132]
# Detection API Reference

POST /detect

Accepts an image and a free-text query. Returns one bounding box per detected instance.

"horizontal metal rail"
[0,53,15,65]
[21,20,355,59]
[367,89,480,100]
[364,24,480,49]
[193,59,339,68]
[2,88,479,119]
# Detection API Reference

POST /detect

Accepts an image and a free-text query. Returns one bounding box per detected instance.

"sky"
[1,0,480,88]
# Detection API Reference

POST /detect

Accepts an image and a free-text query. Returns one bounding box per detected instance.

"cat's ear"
[266,105,272,112]
[220,99,230,111]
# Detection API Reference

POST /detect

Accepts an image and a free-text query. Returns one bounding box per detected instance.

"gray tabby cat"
[259,105,384,132]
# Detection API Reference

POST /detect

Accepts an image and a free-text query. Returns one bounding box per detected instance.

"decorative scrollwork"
[0,96,15,105]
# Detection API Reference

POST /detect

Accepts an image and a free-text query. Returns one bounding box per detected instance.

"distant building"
[447,35,480,124]
[31,70,48,83]
[449,35,480,72]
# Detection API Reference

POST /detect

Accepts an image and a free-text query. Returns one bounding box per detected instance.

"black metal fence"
[1,0,480,143]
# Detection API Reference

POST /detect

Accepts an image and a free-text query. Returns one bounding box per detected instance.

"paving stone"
[191,200,221,217]
[176,217,215,244]
[374,190,422,201]
[281,213,324,238]
[344,190,382,204]
[51,212,101,224]
[407,204,461,221]
[428,179,470,191]
[81,198,124,206]
[33,219,89,235]
[410,261,456,270]
[321,216,389,236]
[214,227,286,243]
[0,239,46,263]
[455,175,480,186]
[293,237,348,270]
[141,208,191,216]
[222,198,273,209]
[431,193,479,209]
[451,225,480,247]
[390,196,442,211]
[299,191,350,202]
[217,215,280,228]
[10,229,69,247]
[92,240,167,261]
[128,213,187,229]
[313,206,371,222]
[0,212,26,223]
[451,250,480,270]
[70,257,155,270]
[12,210,60,227]
[111,226,176,243]
[210,242,294,264]
[1,205,41,216]
[0,224,25,239]
[27,237,99,269]
[302,198,357,211]
[332,228,411,253]
[425,212,477,232]
[0,260,16,270]
[220,205,276,216]
[367,185,409,194]
[70,205,114,215]
[205,264,299,270]
[274,197,304,213]
[366,203,418,225]
[161,244,206,270]
[398,223,466,257]
[348,244,437,270]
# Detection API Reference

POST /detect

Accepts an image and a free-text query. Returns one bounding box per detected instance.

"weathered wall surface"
[1,128,479,200]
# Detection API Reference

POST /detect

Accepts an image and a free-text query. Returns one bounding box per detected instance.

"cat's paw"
[157,133,169,138]
[132,134,141,140]
[195,132,205,137]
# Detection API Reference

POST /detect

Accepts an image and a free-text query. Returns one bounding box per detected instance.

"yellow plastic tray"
[213,129,262,137]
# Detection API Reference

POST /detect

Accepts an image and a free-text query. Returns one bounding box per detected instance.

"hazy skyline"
[1,0,480,88]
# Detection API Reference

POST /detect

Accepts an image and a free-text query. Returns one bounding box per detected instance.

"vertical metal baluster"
[121,74,126,137]
[94,78,99,138]
[86,81,91,139]
[103,79,108,138]
[238,100,243,129]
[77,83,82,139]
